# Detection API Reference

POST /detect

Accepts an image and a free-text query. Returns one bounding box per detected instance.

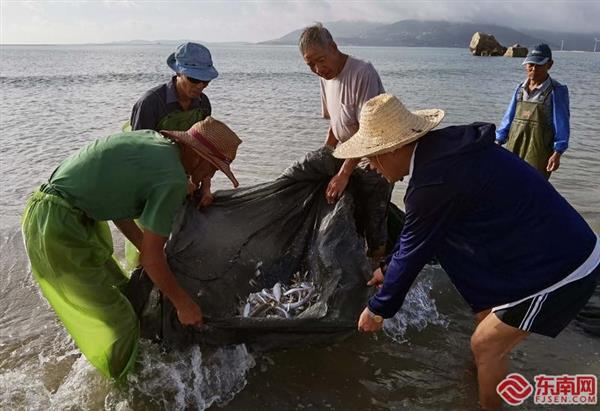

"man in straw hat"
[21,116,241,380]
[299,23,391,264]
[334,93,599,410]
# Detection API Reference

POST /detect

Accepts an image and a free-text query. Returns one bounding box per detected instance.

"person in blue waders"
[125,42,220,268]
[336,93,599,410]
[22,117,241,380]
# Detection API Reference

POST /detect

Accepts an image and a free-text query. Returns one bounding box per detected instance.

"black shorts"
[492,264,600,337]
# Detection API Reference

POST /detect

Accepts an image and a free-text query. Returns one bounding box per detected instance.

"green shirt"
[50,130,188,236]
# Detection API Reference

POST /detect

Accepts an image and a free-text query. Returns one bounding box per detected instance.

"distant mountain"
[263,20,599,51]
[349,20,547,48]
[106,39,251,46]
[520,29,600,52]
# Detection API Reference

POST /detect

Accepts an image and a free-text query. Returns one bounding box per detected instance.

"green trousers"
[21,188,139,379]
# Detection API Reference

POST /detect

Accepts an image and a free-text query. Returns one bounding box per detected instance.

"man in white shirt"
[299,23,392,261]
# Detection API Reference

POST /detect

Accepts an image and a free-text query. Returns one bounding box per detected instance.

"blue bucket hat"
[522,44,552,65]
[167,42,218,82]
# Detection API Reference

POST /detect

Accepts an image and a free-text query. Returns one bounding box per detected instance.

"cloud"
[1,0,598,44]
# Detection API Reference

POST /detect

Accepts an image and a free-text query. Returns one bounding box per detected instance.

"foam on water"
[383,267,449,343]
[122,342,255,410]
[1,339,255,410]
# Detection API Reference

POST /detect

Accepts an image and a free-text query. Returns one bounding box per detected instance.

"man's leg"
[474,309,491,326]
[22,192,139,379]
[473,262,600,409]
[470,312,529,410]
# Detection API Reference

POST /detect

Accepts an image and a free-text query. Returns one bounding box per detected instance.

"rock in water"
[469,32,507,56]
[504,44,529,58]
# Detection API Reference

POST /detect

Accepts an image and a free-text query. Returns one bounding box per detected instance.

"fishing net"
[126,147,404,350]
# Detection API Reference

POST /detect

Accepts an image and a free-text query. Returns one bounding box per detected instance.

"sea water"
[1,44,599,410]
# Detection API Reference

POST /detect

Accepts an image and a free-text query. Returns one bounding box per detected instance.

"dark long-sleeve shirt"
[370,123,596,317]
[130,76,211,131]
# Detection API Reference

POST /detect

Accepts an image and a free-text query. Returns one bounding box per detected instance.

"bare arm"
[113,219,143,251]
[325,157,360,203]
[339,157,360,175]
[324,128,361,204]
[325,127,338,148]
[140,230,203,326]
[198,177,214,207]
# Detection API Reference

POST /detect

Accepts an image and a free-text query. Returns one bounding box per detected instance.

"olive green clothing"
[156,106,209,131]
[129,76,211,131]
[505,83,555,179]
[21,129,190,379]
[49,130,188,236]
[22,187,139,379]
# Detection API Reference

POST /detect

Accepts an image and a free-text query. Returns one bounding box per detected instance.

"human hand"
[187,179,197,195]
[357,307,384,333]
[325,173,350,204]
[175,295,203,326]
[367,267,385,288]
[197,189,214,208]
[546,152,561,172]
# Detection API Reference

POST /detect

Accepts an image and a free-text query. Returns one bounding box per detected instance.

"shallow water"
[1,44,599,410]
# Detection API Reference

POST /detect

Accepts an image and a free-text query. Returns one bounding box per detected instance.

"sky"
[1,0,599,45]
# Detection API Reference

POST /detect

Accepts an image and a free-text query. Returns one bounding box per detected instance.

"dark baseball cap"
[522,44,552,65]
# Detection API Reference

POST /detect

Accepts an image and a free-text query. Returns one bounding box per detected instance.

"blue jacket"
[369,123,595,317]
[495,78,570,153]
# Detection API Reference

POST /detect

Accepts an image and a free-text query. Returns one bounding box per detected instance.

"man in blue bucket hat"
[496,43,570,180]
[129,42,219,207]
[124,43,220,269]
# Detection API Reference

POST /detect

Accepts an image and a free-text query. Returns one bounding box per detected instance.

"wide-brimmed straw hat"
[334,93,444,159]
[161,116,241,187]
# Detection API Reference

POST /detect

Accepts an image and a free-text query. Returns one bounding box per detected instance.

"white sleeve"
[356,63,385,114]
[320,79,330,119]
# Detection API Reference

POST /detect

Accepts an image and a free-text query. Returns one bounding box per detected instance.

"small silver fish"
[239,273,319,319]
[272,282,282,302]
